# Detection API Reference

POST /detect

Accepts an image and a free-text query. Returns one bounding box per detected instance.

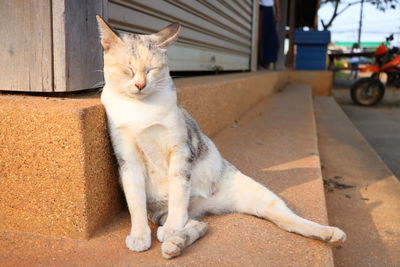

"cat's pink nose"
[135,82,146,90]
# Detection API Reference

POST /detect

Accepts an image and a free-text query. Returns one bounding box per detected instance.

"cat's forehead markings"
[123,34,158,54]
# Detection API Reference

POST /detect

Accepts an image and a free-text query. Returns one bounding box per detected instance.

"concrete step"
[0,70,331,240]
[0,84,334,266]
[0,71,287,239]
[314,97,400,267]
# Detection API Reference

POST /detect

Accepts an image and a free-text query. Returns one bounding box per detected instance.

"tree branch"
[320,0,399,30]
[321,0,340,30]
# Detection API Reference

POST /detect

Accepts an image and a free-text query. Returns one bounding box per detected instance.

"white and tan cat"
[96,16,346,259]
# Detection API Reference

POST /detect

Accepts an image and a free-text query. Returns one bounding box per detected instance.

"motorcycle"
[350,34,400,106]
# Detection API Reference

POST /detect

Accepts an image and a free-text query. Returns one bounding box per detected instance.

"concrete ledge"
[0,84,333,266]
[176,71,288,136]
[289,70,332,96]
[315,97,400,266]
[0,71,287,239]
[0,70,332,239]
[0,97,124,239]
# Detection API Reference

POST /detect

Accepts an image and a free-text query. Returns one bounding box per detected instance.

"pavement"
[332,84,400,180]
[315,97,400,267]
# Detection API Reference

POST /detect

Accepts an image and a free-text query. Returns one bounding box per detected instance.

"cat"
[96,15,346,259]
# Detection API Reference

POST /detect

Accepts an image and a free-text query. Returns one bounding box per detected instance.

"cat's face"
[96,16,180,98]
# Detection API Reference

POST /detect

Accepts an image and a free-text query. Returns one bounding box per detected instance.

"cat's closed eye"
[110,64,134,77]
[121,65,135,77]
[146,67,159,74]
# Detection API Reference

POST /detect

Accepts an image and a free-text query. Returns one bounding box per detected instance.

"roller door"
[107,0,256,71]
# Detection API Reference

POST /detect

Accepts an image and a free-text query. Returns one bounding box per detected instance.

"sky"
[318,1,400,46]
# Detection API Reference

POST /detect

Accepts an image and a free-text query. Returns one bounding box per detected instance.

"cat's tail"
[213,164,346,243]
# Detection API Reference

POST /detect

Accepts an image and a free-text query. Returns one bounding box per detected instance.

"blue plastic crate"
[294,30,331,70]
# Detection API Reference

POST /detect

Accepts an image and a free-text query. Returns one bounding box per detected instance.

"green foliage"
[334,60,347,68]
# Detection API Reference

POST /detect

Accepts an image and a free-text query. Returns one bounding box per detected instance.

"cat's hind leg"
[149,205,208,259]
[201,163,346,243]
[161,220,208,259]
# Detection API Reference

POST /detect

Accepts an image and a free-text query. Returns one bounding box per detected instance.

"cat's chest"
[106,99,169,129]
[136,126,173,202]
[137,124,171,166]
[101,87,177,130]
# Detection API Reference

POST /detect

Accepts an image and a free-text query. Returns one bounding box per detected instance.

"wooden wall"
[0,0,258,92]
[0,1,53,92]
[0,0,106,92]
[52,0,107,92]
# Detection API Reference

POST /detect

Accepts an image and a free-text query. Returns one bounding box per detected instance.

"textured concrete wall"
[0,71,288,239]
[288,70,333,96]
[0,97,124,239]
[176,71,288,137]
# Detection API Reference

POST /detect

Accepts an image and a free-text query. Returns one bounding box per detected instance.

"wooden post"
[52,0,107,92]
[0,0,107,93]
[0,1,53,92]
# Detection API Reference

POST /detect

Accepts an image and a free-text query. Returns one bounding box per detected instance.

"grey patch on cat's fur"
[115,154,128,185]
[173,169,191,181]
[149,210,168,226]
[220,159,228,175]
[115,153,126,170]
[148,200,167,211]
[221,160,238,179]
[181,107,209,165]
[184,172,191,181]
[182,233,190,246]
[148,201,168,225]
[122,33,160,56]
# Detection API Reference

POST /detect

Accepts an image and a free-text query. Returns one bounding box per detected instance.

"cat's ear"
[155,22,181,48]
[96,15,123,52]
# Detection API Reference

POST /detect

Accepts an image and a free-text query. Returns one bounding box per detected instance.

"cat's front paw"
[157,226,178,243]
[125,233,151,252]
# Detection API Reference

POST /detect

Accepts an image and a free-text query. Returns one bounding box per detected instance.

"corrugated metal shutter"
[107,0,255,71]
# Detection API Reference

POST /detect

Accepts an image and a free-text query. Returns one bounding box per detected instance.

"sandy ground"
[332,79,400,179]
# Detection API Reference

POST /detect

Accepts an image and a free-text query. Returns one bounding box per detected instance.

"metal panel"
[108,0,255,71]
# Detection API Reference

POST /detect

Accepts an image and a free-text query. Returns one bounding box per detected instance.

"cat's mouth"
[123,87,150,99]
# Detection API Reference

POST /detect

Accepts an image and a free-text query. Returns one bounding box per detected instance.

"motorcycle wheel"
[350,78,385,106]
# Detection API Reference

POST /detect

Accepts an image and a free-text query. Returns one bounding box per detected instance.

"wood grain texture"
[52,0,106,92]
[0,0,256,91]
[0,1,53,92]
[52,0,67,92]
